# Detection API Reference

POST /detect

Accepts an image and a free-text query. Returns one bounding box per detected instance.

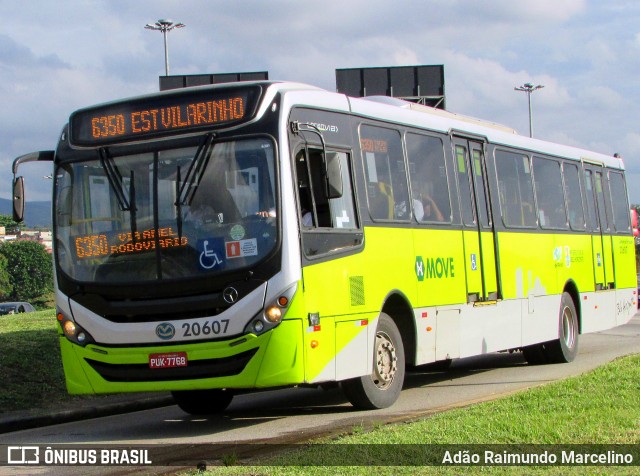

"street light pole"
[144,19,186,76]
[514,82,544,138]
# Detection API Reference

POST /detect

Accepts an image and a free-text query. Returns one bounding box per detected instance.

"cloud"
[0,0,638,203]
[0,34,69,70]
[462,0,586,23]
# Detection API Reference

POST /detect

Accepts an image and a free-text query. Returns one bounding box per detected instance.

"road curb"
[0,395,174,434]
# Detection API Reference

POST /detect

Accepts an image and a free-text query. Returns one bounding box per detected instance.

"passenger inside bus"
[413,192,445,222]
[369,180,395,220]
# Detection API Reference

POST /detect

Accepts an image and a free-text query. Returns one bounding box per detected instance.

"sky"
[1,0,640,203]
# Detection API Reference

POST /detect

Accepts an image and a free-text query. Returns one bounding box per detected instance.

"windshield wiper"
[175,165,183,237]
[128,169,137,239]
[177,133,215,206]
[99,148,131,211]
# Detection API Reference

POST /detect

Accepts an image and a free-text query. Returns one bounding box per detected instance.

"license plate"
[149,352,188,369]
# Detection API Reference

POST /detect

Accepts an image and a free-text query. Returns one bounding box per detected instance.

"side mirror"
[11,150,54,224]
[13,176,25,223]
[325,152,343,199]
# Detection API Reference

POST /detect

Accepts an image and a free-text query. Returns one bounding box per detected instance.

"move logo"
[416,256,455,281]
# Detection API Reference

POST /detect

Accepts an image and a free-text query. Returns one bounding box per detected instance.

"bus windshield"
[55,137,277,283]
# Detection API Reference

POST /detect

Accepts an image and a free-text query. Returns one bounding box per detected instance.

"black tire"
[546,292,579,363]
[523,292,579,365]
[342,313,405,410]
[171,389,233,415]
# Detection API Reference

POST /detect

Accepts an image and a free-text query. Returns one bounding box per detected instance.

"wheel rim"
[561,305,576,349]
[372,330,397,389]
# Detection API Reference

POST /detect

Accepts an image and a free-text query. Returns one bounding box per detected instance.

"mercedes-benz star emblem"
[223,287,239,304]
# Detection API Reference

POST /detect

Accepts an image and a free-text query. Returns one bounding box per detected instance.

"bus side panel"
[300,227,414,382]
[554,233,596,293]
[457,299,523,357]
[613,235,636,289]
[497,232,556,299]
[255,319,306,387]
[60,338,96,394]
[521,294,561,347]
[413,228,467,307]
[580,290,617,333]
[334,317,376,380]
[413,307,436,365]
[612,233,637,327]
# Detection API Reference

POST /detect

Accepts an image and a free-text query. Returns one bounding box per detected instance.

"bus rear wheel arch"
[341,313,406,409]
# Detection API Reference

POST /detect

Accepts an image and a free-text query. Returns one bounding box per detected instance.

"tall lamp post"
[145,19,185,76]
[514,82,544,138]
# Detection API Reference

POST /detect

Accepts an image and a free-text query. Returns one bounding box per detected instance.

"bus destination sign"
[69,85,262,146]
[73,227,188,261]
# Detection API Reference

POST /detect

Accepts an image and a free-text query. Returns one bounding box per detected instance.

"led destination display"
[69,85,262,146]
[73,227,188,260]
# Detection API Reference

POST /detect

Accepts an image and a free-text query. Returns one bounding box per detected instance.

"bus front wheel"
[171,389,234,415]
[341,313,405,410]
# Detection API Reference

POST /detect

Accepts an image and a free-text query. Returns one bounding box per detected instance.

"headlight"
[57,308,95,346]
[264,305,283,323]
[243,283,297,336]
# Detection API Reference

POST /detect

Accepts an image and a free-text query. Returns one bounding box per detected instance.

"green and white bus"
[12,81,637,412]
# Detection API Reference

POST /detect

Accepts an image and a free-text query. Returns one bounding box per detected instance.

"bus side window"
[407,133,451,223]
[609,171,631,233]
[454,144,476,226]
[296,149,357,230]
[360,125,410,222]
[496,150,536,228]
[584,170,599,232]
[533,156,568,229]
[563,162,586,230]
[309,150,331,226]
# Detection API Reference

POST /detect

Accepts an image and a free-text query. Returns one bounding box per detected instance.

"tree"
[0,240,53,301]
[0,253,13,299]
[0,214,21,234]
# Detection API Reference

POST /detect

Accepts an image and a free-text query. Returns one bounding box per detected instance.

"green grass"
[0,309,105,414]
[0,309,68,413]
[191,354,640,475]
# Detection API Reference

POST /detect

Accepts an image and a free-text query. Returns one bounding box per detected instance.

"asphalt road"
[1,313,639,475]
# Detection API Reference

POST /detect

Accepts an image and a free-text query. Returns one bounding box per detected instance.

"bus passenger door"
[453,138,499,302]
[584,164,615,290]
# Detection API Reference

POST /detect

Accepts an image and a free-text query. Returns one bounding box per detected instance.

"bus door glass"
[584,165,615,289]
[453,138,498,302]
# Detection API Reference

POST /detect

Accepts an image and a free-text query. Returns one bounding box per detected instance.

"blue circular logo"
[155,322,176,340]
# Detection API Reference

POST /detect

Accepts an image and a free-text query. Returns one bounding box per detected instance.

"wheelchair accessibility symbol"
[198,238,225,270]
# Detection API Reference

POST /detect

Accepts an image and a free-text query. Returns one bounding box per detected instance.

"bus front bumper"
[60,319,305,395]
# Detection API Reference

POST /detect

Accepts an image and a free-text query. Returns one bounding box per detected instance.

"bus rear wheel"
[341,313,405,410]
[546,292,579,363]
[523,292,579,365]
[171,389,234,415]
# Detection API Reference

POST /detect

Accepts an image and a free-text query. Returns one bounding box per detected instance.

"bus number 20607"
[182,319,230,337]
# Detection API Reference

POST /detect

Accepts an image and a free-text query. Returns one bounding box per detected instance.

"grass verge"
[0,309,106,414]
[190,353,640,475]
[0,309,67,413]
